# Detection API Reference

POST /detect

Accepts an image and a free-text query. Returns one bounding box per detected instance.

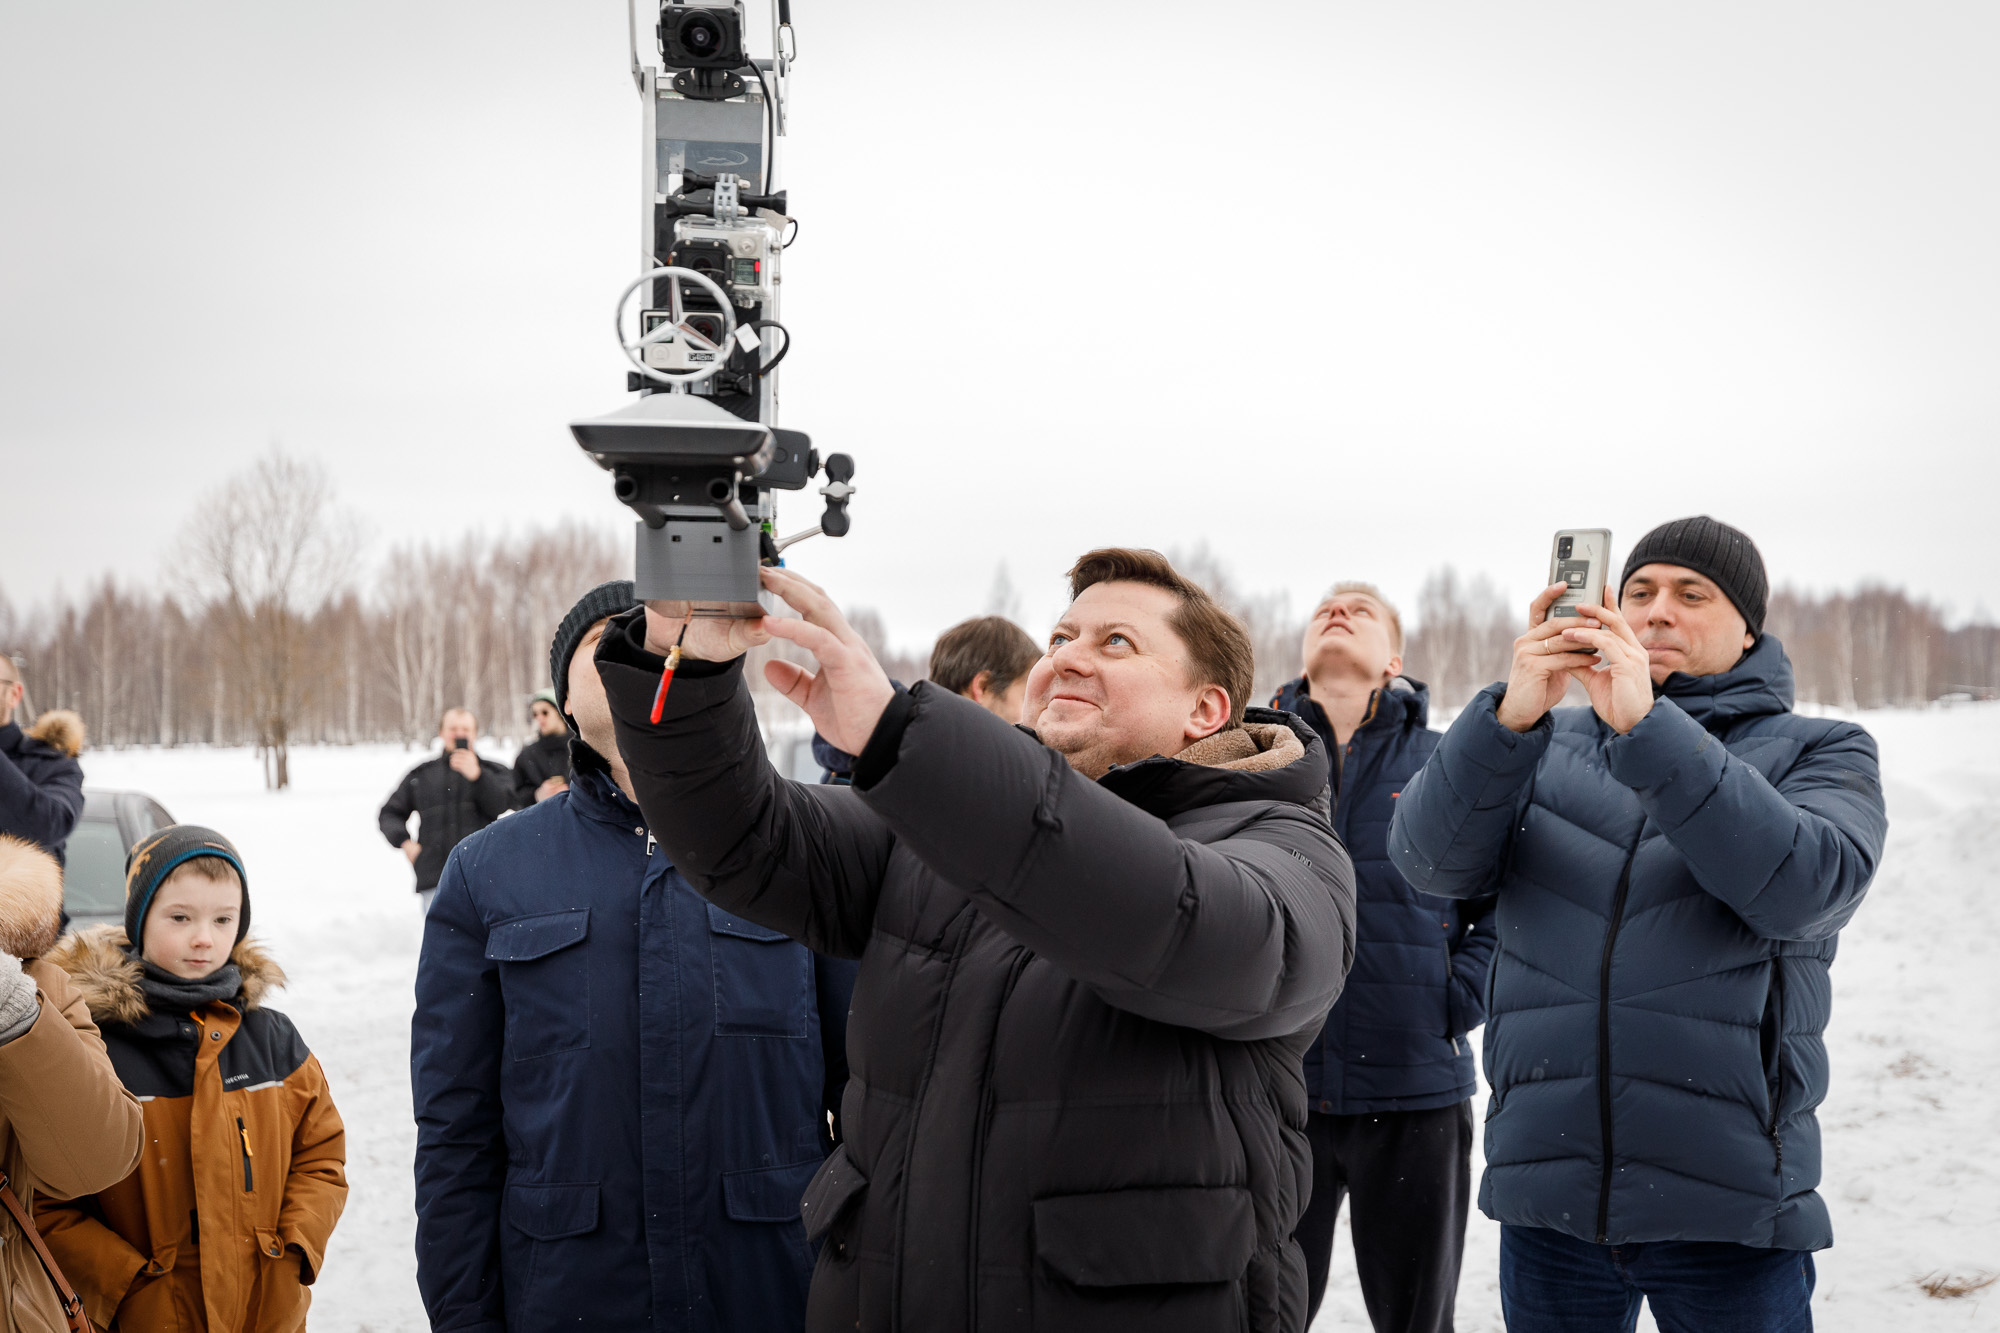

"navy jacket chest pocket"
[706,902,810,1038]
[487,909,591,1060]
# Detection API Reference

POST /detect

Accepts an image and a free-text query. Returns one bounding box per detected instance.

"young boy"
[35,825,347,1332]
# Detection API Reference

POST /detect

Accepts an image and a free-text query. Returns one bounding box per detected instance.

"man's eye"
[1107,633,1131,647]
[1049,634,1070,649]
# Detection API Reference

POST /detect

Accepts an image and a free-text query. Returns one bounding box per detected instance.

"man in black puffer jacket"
[598,549,1356,1333]
[378,707,512,907]
[1391,517,1886,1332]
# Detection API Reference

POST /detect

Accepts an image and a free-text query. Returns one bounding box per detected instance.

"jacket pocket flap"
[504,1182,600,1240]
[705,901,789,942]
[486,909,590,962]
[799,1145,869,1243]
[724,1158,825,1223]
[253,1226,285,1260]
[1034,1186,1255,1287]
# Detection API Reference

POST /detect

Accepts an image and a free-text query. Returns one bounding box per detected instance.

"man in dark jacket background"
[597,550,1356,1333]
[377,706,511,910]
[511,688,570,808]
[1390,517,1887,1332]
[1272,582,1494,1332]
[413,581,855,1332]
[0,655,84,863]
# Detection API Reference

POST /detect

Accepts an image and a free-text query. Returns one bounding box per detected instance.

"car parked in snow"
[61,789,175,930]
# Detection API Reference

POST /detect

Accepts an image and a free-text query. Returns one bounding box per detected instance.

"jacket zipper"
[888,912,977,1332]
[1594,852,1637,1243]
[966,952,1033,1333]
[238,1117,254,1192]
[1766,961,1787,1169]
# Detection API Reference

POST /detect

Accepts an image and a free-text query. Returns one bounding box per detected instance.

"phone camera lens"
[1557,537,1573,559]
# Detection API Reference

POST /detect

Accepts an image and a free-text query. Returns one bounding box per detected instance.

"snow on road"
[76,703,2000,1331]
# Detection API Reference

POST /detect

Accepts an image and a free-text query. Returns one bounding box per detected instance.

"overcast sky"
[3,1,1996,651]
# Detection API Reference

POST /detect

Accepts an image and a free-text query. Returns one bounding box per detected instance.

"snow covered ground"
[75,702,2000,1332]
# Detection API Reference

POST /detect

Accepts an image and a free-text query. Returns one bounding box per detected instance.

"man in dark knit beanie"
[1389,516,1886,1331]
[411,581,856,1333]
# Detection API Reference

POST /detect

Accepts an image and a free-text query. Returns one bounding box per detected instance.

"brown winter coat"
[35,928,346,1333]
[0,836,145,1333]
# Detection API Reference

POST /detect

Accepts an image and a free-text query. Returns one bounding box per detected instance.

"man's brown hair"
[1066,548,1255,728]
[929,616,1042,698]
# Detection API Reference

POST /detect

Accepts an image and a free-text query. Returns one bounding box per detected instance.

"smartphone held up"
[1549,528,1613,669]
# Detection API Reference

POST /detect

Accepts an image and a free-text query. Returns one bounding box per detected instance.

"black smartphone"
[453,737,470,750]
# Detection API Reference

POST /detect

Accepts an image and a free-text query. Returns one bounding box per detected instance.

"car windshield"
[63,820,129,916]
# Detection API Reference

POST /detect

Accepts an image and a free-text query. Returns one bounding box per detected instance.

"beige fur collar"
[0,835,65,958]
[44,924,286,1026]
[1175,722,1305,774]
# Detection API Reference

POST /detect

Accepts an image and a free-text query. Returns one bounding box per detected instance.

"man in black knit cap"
[1390,516,1886,1332]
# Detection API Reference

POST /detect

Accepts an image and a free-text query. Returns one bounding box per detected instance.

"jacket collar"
[0,722,19,755]
[1096,707,1332,822]
[1655,633,1795,728]
[563,745,647,828]
[1273,675,1430,737]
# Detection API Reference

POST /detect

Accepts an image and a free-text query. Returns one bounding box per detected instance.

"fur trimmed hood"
[0,833,66,958]
[44,924,286,1027]
[25,709,85,758]
[1177,721,1307,775]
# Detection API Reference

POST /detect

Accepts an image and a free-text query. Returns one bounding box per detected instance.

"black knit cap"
[550,580,638,717]
[1620,515,1769,638]
[124,824,248,946]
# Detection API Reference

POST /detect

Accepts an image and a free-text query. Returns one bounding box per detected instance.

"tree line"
[3,454,1994,787]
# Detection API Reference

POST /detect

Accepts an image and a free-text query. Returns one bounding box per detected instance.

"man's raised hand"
[1494,583,1603,733]
[756,566,897,756]
[641,600,775,662]
[1555,600,1656,735]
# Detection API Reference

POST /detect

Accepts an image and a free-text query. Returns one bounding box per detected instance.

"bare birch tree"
[173,450,360,788]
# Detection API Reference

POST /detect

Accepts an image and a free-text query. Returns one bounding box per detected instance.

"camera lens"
[682,15,720,53]
[1557,537,1573,559]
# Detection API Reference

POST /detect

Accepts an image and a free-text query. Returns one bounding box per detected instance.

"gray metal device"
[569,0,854,612]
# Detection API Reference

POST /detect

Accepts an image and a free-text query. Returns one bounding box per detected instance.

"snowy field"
[75,702,2000,1332]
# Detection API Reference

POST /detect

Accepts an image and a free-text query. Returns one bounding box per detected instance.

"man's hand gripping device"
[570,0,853,618]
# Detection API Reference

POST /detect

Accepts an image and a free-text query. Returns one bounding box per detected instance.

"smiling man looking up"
[1389,516,1887,1333]
[595,548,1355,1333]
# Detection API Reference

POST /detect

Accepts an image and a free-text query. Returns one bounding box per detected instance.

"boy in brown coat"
[36,826,346,1332]
[0,833,144,1332]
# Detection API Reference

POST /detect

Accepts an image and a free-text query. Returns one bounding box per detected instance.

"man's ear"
[965,670,993,705]
[1384,653,1404,682]
[1185,684,1233,741]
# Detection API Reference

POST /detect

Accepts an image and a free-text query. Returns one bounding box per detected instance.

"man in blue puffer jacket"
[1390,517,1886,1333]
[1273,583,1496,1332]
[413,582,856,1333]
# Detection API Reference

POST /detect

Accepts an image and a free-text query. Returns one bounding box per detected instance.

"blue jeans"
[1499,1225,1815,1333]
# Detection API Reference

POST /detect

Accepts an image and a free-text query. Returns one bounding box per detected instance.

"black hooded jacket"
[0,719,84,863]
[377,752,512,892]
[598,614,1356,1333]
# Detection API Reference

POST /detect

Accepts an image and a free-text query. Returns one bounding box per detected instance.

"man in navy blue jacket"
[1272,584,1495,1332]
[1390,518,1887,1333]
[412,582,856,1333]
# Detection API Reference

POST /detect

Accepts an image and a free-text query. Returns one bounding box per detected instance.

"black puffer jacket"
[377,752,512,892]
[599,619,1356,1333]
[510,732,571,809]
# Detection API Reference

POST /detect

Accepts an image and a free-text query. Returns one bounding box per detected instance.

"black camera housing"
[660,3,746,70]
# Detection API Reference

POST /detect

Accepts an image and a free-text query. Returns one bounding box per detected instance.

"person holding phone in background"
[1389,517,1886,1332]
[377,708,511,911]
